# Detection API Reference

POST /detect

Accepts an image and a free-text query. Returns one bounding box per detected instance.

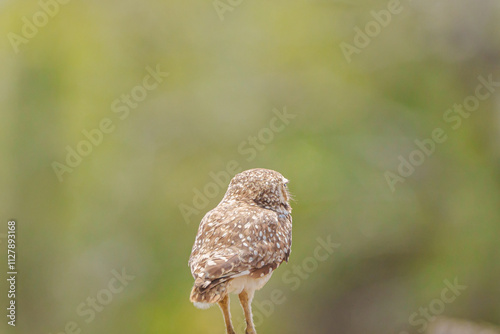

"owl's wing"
[189,203,292,285]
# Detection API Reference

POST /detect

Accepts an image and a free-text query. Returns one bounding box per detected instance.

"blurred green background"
[1,0,500,333]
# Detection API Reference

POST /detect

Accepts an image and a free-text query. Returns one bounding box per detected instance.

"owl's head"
[222,168,292,214]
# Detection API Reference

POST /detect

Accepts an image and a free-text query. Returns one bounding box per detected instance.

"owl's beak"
[282,185,289,202]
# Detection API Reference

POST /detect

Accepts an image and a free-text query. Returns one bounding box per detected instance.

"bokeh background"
[1,0,500,333]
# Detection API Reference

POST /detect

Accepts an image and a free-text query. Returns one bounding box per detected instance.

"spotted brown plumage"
[188,168,293,334]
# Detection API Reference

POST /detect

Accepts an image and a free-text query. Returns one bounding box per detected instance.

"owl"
[188,168,293,334]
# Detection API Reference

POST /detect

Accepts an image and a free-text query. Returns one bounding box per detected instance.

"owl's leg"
[239,290,257,334]
[218,294,236,334]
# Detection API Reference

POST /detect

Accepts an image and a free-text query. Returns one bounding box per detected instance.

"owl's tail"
[190,277,227,309]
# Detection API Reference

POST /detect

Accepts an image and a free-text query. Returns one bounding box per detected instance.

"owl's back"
[189,199,292,304]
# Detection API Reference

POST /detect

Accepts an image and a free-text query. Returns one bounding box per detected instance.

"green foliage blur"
[1,1,500,333]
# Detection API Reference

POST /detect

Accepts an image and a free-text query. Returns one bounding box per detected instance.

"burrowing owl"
[188,168,293,334]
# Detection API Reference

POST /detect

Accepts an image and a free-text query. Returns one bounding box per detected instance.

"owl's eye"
[283,177,289,188]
